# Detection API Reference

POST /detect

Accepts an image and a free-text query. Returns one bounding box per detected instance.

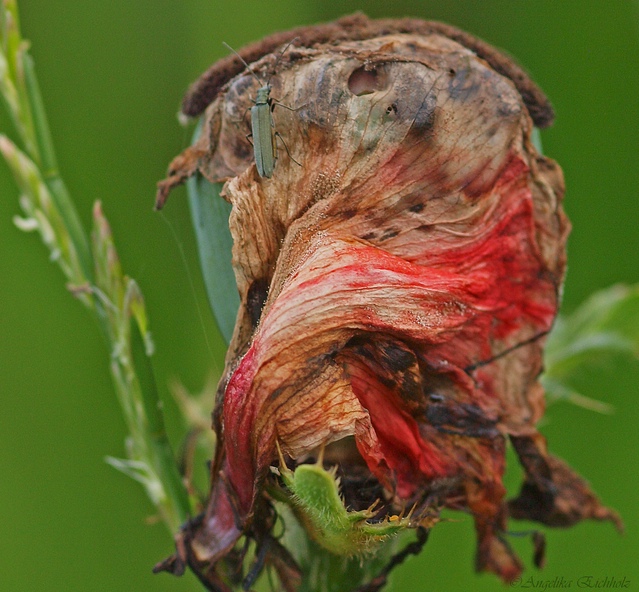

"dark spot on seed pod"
[380,341,415,373]
[448,66,481,101]
[247,277,269,329]
[409,203,424,213]
[425,402,450,425]
[400,372,422,405]
[425,401,499,438]
[380,228,399,241]
[411,91,437,133]
[485,125,498,139]
[340,208,357,219]
[269,384,286,402]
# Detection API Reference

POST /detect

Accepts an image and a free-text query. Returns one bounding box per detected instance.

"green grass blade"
[130,301,191,527]
[92,202,190,530]
[22,52,93,279]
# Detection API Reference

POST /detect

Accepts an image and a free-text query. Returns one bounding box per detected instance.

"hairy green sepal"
[278,457,411,557]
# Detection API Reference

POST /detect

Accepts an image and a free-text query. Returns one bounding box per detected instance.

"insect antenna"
[224,37,299,90]
[222,41,264,86]
[264,36,300,87]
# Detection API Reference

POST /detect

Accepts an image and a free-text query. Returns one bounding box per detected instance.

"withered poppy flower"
[155,13,621,590]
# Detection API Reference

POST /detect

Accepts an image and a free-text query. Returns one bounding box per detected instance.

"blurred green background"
[1,1,637,590]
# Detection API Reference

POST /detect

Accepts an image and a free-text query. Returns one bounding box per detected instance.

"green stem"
[1,0,38,162]
[1,0,190,537]
[131,317,191,527]
[22,51,93,279]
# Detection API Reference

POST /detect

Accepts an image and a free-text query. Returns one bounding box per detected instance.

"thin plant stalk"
[0,0,190,533]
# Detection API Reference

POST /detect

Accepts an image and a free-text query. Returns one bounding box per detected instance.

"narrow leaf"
[543,284,639,411]
[545,284,639,376]
[187,160,239,344]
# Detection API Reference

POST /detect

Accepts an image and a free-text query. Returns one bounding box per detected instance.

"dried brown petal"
[509,434,623,531]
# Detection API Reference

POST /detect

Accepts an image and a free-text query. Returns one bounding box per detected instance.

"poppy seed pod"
[155,14,621,591]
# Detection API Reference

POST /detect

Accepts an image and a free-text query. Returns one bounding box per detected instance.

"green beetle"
[224,39,299,178]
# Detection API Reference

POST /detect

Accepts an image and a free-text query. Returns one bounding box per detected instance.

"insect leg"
[229,104,252,129]
[271,100,307,113]
[274,132,301,167]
